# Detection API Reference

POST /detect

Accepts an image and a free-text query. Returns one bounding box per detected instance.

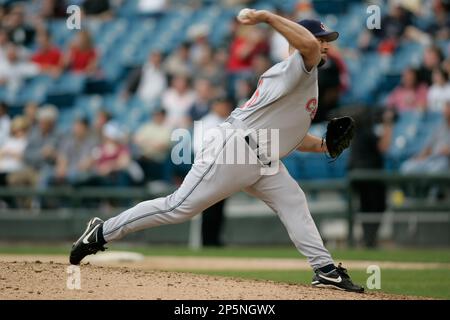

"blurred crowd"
[0,0,345,199]
[0,0,449,209]
[352,0,450,175]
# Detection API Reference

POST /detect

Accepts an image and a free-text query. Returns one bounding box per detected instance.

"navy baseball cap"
[298,19,339,42]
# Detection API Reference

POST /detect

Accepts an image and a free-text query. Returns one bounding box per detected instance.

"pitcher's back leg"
[244,162,334,269]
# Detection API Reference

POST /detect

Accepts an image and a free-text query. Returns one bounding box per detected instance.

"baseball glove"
[324,116,355,159]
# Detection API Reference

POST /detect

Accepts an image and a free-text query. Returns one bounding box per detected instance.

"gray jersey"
[230,51,318,159]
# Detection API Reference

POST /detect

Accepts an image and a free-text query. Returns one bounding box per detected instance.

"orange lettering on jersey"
[305,98,318,119]
[242,79,264,109]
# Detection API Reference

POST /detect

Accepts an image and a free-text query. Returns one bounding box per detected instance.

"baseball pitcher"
[70,9,362,293]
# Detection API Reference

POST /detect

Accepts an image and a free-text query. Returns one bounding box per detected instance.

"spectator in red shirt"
[64,30,98,75]
[31,30,63,78]
[386,67,428,112]
[227,25,269,73]
[80,122,132,187]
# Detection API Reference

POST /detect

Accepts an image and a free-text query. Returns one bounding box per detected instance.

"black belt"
[226,117,271,166]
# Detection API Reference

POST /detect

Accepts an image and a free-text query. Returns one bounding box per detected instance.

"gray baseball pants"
[102,122,334,269]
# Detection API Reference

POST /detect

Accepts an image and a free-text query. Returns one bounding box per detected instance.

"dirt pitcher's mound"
[0,261,417,300]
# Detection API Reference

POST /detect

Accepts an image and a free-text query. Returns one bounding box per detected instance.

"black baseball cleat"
[312,263,364,293]
[69,217,107,265]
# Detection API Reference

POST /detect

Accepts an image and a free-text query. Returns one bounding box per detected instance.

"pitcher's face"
[318,38,330,63]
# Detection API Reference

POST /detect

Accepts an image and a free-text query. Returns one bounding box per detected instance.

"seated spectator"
[51,118,96,186]
[0,27,28,63]
[162,74,196,129]
[0,116,29,184]
[81,122,132,187]
[123,51,167,104]
[210,47,229,89]
[134,108,172,181]
[8,105,60,191]
[227,25,269,73]
[193,97,233,155]
[25,105,59,184]
[3,3,35,47]
[23,101,38,131]
[0,115,29,208]
[188,78,215,122]
[294,0,317,20]
[193,45,226,87]
[417,45,445,85]
[188,24,211,68]
[163,42,193,77]
[427,68,450,112]
[0,101,10,147]
[417,0,450,42]
[400,101,450,173]
[64,30,98,75]
[386,68,428,112]
[31,30,63,78]
[0,43,39,95]
[226,25,269,97]
[92,109,112,145]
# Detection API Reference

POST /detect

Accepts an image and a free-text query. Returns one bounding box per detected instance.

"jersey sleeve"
[288,50,316,76]
[236,51,317,111]
[256,51,315,102]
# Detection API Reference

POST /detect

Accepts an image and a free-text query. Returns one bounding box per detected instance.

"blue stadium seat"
[301,153,332,180]
[282,151,303,180]
[48,73,86,95]
[385,110,441,170]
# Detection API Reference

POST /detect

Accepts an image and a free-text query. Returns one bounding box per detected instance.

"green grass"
[186,269,450,299]
[0,244,449,263]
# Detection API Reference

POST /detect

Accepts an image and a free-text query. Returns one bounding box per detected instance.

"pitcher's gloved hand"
[324,116,355,159]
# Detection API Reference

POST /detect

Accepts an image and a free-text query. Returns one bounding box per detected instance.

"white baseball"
[237,8,252,20]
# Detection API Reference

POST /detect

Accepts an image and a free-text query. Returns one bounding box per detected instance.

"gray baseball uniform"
[102,51,334,269]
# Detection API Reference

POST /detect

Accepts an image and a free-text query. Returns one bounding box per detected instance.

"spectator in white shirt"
[193,97,233,155]
[0,115,28,208]
[0,43,39,95]
[0,116,29,180]
[162,74,196,129]
[134,108,172,181]
[123,51,167,105]
[427,68,450,112]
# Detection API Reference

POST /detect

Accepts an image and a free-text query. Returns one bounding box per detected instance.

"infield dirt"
[0,256,429,300]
